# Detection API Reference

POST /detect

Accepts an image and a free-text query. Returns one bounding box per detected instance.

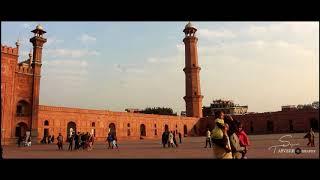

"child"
[236,123,250,159]
[211,111,225,141]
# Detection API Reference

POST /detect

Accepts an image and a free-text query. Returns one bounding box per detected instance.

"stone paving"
[3,133,319,159]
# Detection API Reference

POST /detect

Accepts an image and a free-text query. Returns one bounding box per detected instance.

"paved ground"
[3,133,319,159]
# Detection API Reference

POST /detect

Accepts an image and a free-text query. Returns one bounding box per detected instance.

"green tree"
[312,101,319,109]
[141,107,176,116]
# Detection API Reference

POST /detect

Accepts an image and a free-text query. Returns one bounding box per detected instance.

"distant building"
[281,105,297,111]
[203,99,248,116]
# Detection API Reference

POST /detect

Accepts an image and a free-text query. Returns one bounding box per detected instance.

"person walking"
[68,134,74,151]
[168,131,174,148]
[178,132,182,144]
[81,133,86,150]
[26,136,31,146]
[112,134,118,149]
[47,135,51,144]
[305,128,315,147]
[173,132,178,147]
[90,134,94,150]
[40,135,46,144]
[162,131,168,148]
[204,129,212,148]
[74,132,79,150]
[107,133,113,149]
[57,133,63,150]
[51,135,55,144]
[78,132,82,150]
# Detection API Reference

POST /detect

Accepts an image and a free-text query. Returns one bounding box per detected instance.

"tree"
[297,104,314,110]
[141,107,176,116]
[312,101,319,109]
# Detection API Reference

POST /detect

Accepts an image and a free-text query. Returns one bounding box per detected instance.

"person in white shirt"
[204,129,212,148]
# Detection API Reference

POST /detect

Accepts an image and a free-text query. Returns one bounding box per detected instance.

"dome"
[36,24,44,31]
[185,22,195,29]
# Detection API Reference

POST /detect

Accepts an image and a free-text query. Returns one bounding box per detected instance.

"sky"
[1,21,319,113]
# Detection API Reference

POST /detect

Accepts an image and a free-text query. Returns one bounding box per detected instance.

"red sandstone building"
[1,23,319,144]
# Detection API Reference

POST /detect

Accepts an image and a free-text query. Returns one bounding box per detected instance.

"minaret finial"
[29,49,32,58]
[15,38,20,47]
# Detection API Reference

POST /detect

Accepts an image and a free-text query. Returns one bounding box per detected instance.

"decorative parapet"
[1,45,19,56]
[38,105,200,121]
[16,64,33,74]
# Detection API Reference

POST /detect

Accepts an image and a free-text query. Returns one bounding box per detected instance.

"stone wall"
[37,105,200,141]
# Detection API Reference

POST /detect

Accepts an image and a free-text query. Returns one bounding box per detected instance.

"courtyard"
[3,133,319,159]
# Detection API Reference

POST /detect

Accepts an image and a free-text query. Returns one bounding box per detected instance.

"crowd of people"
[55,131,95,151]
[40,135,54,144]
[161,130,182,148]
[208,110,250,159]
[16,114,318,159]
[17,135,31,147]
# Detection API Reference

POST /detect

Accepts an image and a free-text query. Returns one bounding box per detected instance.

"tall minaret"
[183,22,203,118]
[29,24,47,141]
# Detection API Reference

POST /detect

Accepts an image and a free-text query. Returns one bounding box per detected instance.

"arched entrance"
[164,124,169,132]
[140,124,146,137]
[67,121,77,138]
[109,123,116,136]
[183,125,187,136]
[15,122,28,137]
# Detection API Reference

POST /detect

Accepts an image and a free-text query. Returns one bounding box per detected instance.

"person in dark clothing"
[178,132,182,144]
[78,133,82,149]
[81,133,86,149]
[57,133,63,150]
[107,133,113,149]
[17,136,23,147]
[40,136,46,144]
[51,135,55,143]
[162,131,169,148]
[74,133,79,150]
[47,135,52,144]
[68,135,74,151]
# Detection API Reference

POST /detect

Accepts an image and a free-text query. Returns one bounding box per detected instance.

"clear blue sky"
[1,21,319,113]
